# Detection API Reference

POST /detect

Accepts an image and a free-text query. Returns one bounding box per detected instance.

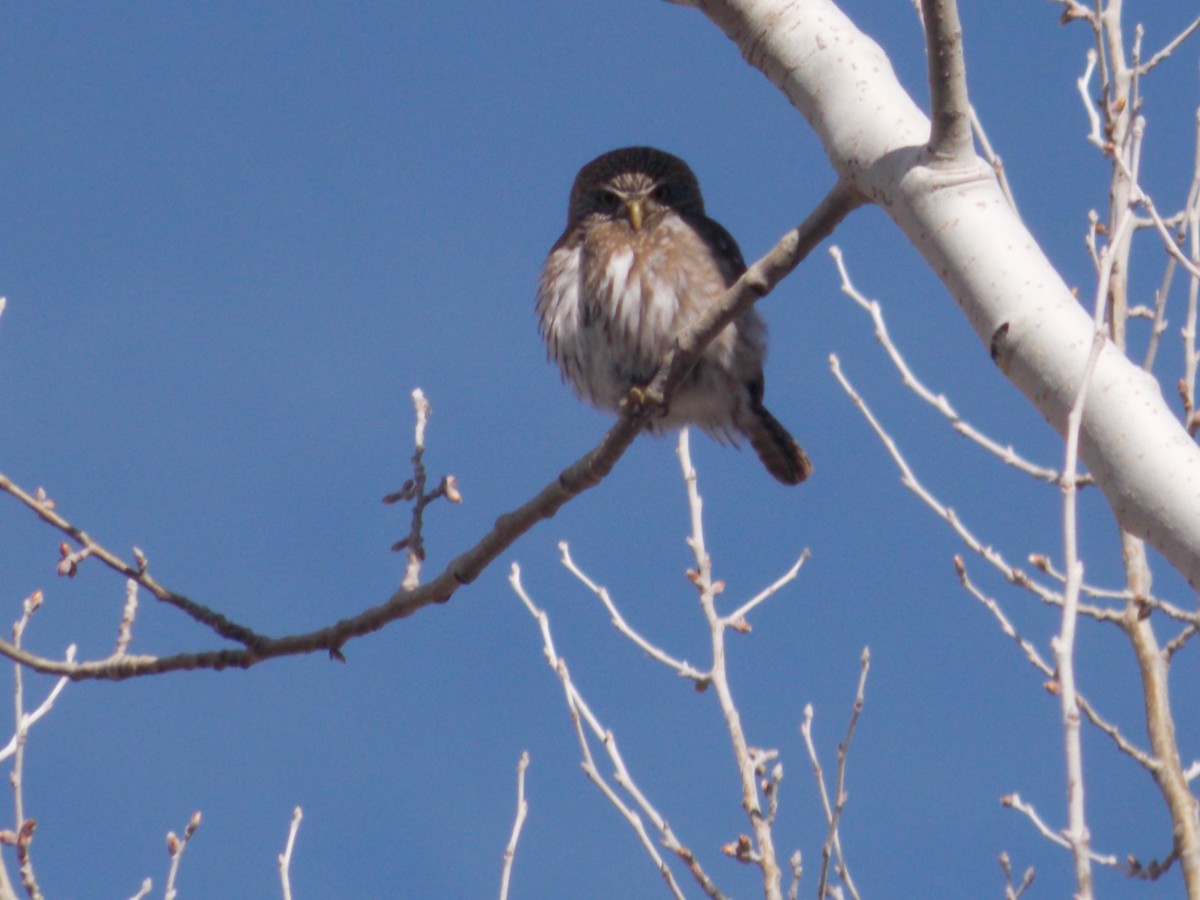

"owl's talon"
[619,385,667,418]
[620,386,647,414]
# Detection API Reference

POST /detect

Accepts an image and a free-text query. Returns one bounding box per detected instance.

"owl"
[537,146,810,485]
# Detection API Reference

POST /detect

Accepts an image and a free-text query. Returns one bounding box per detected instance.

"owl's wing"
[687,214,747,288]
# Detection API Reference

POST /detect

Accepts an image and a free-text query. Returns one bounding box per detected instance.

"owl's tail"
[742,400,812,486]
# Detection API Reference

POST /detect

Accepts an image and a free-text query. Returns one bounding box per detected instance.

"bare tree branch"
[163,812,201,900]
[1138,15,1200,75]
[383,388,462,591]
[560,544,708,682]
[829,354,1120,624]
[922,0,973,161]
[676,429,783,900]
[999,851,1036,900]
[1001,794,1118,868]
[278,807,302,900]
[0,179,859,681]
[498,753,530,900]
[1056,227,1118,900]
[799,649,868,900]
[832,246,1089,486]
[510,566,702,899]
[954,557,1156,771]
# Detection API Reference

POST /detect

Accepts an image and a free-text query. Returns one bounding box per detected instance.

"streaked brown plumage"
[536,146,810,485]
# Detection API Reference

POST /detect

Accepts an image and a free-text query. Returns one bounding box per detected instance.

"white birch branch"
[690,0,1200,589]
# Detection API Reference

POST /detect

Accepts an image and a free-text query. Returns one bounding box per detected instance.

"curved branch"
[0,180,861,681]
[0,475,267,650]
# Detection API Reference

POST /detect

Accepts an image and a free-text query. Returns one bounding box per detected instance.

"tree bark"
[693,0,1200,589]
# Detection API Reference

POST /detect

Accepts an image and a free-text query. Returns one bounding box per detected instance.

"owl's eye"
[651,183,674,204]
[596,189,621,213]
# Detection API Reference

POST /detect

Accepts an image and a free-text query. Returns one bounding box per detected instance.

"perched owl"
[537,146,810,485]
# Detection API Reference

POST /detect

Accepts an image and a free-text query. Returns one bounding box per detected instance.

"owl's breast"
[586,220,726,356]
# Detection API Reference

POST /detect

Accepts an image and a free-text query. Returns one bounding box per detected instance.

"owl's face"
[566,146,706,233]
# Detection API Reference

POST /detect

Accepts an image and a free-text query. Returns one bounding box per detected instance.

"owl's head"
[566,146,706,232]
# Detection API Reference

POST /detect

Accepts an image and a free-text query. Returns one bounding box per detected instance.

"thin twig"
[1029,554,1190,615]
[384,389,462,591]
[528,433,810,898]
[787,851,802,900]
[954,558,1156,771]
[801,699,858,900]
[999,851,1036,900]
[969,107,1018,213]
[510,566,707,899]
[559,544,708,682]
[0,652,73,766]
[833,341,1154,772]
[0,477,267,650]
[1181,111,1200,433]
[829,355,1119,624]
[1056,200,1136,899]
[1138,15,1200,75]
[826,649,869,900]
[1141,242,1176,373]
[831,247,1087,485]
[1001,794,1118,867]
[723,550,810,627]
[278,807,302,900]
[1077,51,1105,151]
[498,753,530,900]
[1165,623,1199,661]
[163,812,202,900]
[799,653,868,900]
[8,592,61,900]
[115,579,138,657]
[678,430,782,900]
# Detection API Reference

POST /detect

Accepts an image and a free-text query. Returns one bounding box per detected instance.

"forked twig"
[510,566,704,900]
[163,812,202,900]
[384,389,462,591]
[801,650,868,900]
[831,246,1087,486]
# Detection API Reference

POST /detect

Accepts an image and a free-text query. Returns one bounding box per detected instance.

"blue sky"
[3,2,1200,897]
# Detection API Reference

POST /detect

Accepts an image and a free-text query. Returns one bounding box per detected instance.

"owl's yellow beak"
[625,198,644,232]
